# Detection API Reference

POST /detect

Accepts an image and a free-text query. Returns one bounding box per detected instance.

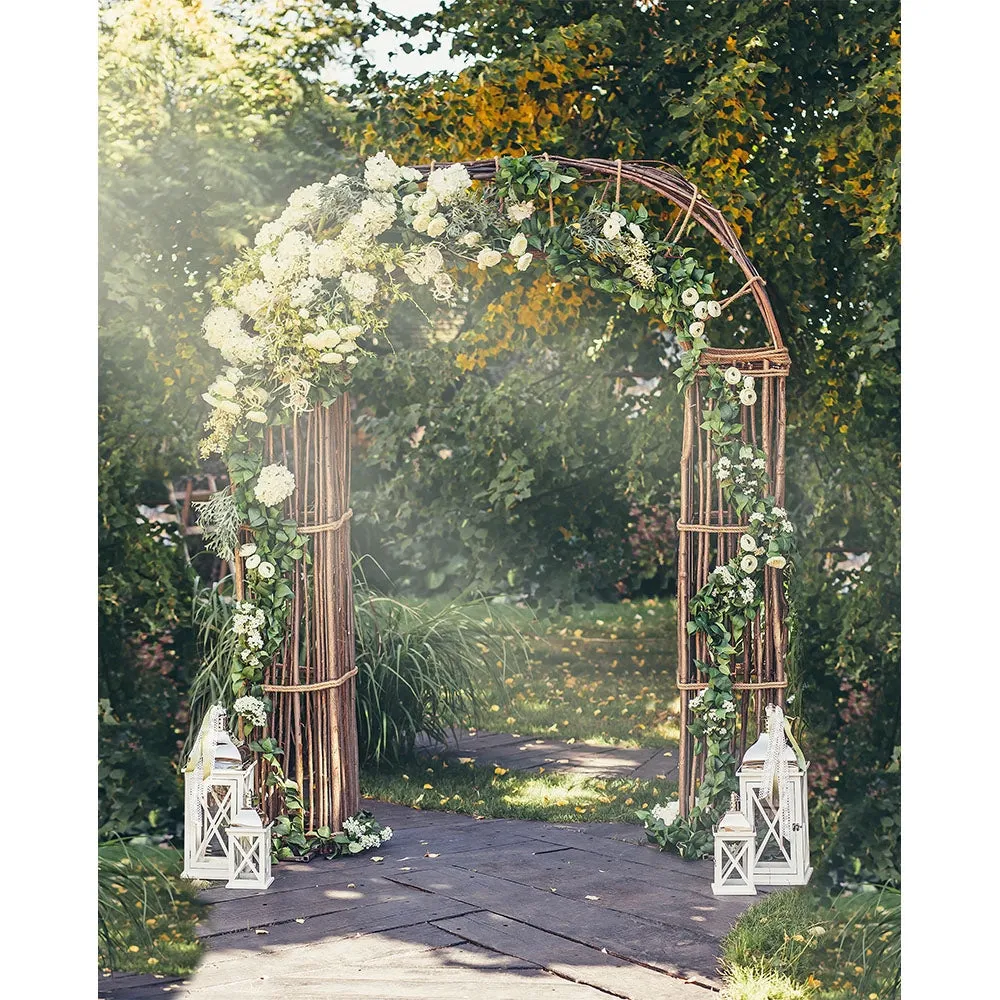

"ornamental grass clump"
[354,587,526,763]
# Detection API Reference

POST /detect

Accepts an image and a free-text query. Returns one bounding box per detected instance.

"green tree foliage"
[348,0,900,883]
[98,0,357,835]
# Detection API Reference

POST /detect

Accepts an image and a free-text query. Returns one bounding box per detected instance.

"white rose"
[693,301,709,320]
[707,300,722,317]
[740,387,758,406]
[688,321,705,338]
[319,352,344,364]
[743,375,755,390]
[414,191,438,215]
[681,287,700,307]
[724,366,742,384]
[245,553,261,570]
[412,213,431,234]
[257,561,276,579]
[602,218,622,239]
[609,211,626,226]
[740,533,757,552]
[345,355,359,365]
[426,214,448,238]
[246,410,268,423]
[516,253,533,271]
[239,543,257,557]
[628,222,643,240]
[508,232,528,256]
[740,554,759,573]
[766,555,787,570]
[476,248,502,270]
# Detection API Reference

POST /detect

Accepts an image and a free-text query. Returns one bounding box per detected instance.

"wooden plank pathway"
[101,799,756,1000]
[415,727,680,784]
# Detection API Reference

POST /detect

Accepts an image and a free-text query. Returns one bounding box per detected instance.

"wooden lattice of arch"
[245,156,790,835]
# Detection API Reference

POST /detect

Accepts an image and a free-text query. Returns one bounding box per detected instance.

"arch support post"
[676,349,790,815]
[258,394,360,836]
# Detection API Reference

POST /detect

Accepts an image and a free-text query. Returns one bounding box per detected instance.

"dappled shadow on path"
[122,799,761,1000]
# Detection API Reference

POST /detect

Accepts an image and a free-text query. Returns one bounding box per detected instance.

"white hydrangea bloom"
[254,219,287,247]
[310,240,347,279]
[234,279,272,317]
[651,802,679,826]
[426,162,472,205]
[364,150,406,191]
[254,463,296,506]
[289,276,322,308]
[203,306,244,350]
[341,270,378,305]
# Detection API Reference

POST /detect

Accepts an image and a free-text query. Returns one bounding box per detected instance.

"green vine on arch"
[195,152,792,859]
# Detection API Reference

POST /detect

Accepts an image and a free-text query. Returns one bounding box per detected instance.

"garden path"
[109,798,753,1000]
[415,727,680,784]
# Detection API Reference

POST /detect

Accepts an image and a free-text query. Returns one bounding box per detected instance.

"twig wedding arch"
[226,155,789,834]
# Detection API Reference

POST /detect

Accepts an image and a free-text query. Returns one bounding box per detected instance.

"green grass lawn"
[361,752,674,825]
[361,596,680,825]
[424,596,681,748]
[720,886,901,999]
[98,842,205,976]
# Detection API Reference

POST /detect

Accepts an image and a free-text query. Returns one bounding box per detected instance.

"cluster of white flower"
[340,270,379,305]
[364,150,416,192]
[234,695,268,729]
[506,199,535,223]
[426,162,474,205]
[202,306,264,366]
[202,367,271,426]
[342,814,393,850]
[232,600,267,672]
[254,463,296,507]
[239,541,276,580]
[651,801,680,827]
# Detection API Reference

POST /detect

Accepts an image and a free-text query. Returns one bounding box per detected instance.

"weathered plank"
[193,897,481,969]
[434,910,711,999]
[98,971,186,999]
[384,865,723,985]
[200,875,415,937]
[186,924,612,999]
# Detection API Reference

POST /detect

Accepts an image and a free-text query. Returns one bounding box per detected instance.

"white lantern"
[738,709,812,887]
[226,808,274,890]
[712,794,757,896]
[182,706,255,880]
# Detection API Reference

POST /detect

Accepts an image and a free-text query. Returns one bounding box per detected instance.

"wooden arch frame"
[255,156,790,834]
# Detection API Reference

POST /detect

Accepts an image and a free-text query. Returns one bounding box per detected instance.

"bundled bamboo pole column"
[259,394,360,838]
[675,347,790,815]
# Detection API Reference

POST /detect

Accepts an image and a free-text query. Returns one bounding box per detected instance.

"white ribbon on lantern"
[760,703,793,841]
